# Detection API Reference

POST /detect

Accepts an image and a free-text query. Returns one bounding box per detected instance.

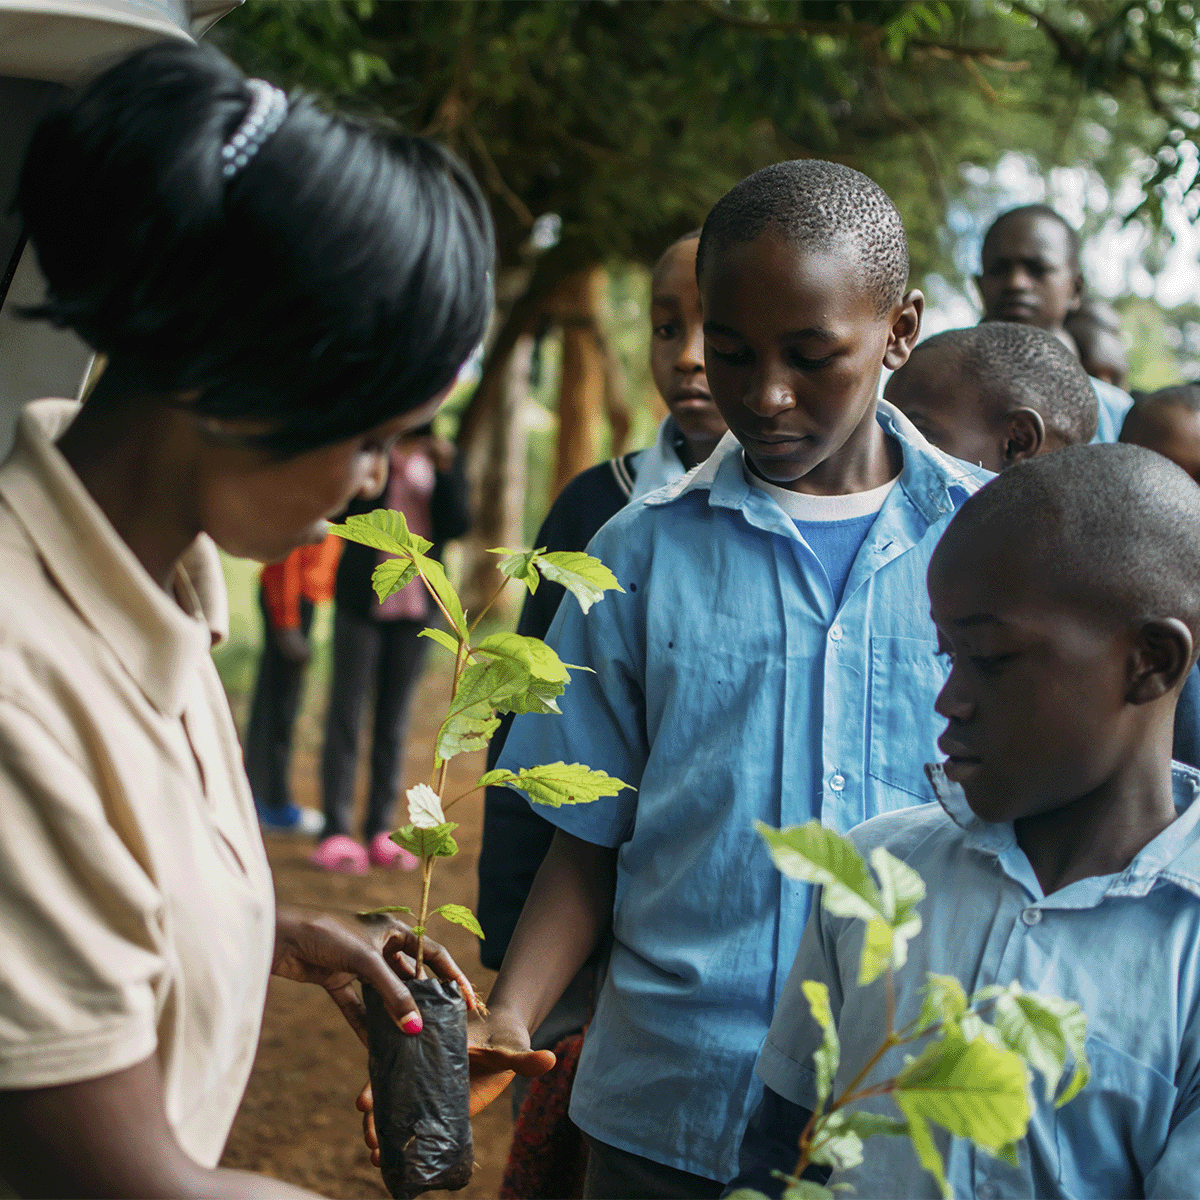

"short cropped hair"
[982,204,1081,271]
[912,322,1097,444]
[935,444,1200,648]
[17,41,494,454]
[1129,384,1200,416]
[696,160,908,316]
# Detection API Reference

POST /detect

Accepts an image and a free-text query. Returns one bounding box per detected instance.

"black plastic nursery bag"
[364,978,473,1199]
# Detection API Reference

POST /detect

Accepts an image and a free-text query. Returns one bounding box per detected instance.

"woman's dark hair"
[17,40,494,454]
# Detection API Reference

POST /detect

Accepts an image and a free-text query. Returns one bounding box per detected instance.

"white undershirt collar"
[744,455,900,521]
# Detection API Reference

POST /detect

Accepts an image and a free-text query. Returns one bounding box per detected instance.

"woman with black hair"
[0,40,492,1197]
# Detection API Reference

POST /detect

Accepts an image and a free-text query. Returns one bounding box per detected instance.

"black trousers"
[244,590,313,813]
[321,607,429,840]
[582,1135,724,1200]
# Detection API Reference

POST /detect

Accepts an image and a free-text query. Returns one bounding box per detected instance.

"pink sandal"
[369,831,419,871]
[309,834,369,875]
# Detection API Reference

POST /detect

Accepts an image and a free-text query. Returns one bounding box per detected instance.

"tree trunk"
[457,332,534,615]
[547,265,610,499]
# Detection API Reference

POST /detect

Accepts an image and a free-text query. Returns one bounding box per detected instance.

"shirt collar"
[0,399,227,718]
[643,400,989,532]
[927,761,1200,904]
[629,415,691,501]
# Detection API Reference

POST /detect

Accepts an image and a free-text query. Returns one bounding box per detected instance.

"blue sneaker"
[256,800,324,836]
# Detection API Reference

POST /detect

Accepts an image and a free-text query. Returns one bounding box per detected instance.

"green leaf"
[755,822,883,924]
[412,553,468,638]
[994,1141,1020,1168]
[372,557,419,602]
[435,657,530,762]
[356,905,413,916]
[858,914,897,986]
[435,709,501,761]
[534,550,624,614]
[827,1111,908,1140]
[390,822,459,859]
[474,632,572,714]
[480,762,632,807]
[490,546,543,594]
[895,1107,950,1199]
[475,632,571,684]
[992,985,1089,1107]
[801,980,840,1106]
[870,845,926,922]
[914,974,968,1035]
[894,1027,1031,1154]
[503,678,566,716]
[807,1126,862,1172]
[418,626,462,655]
[327,508,433,557]
[433,903,485,939]
[782,1184,836,1200]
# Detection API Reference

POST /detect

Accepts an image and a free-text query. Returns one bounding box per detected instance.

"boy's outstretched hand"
[466,1008,557,1114]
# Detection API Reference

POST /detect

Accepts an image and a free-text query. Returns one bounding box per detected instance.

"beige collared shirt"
[0,400,274,1168]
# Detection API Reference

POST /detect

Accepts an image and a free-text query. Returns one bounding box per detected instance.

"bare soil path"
[220,662,514,1199]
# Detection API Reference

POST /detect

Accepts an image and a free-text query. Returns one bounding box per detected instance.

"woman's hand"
[272,908,477,1045]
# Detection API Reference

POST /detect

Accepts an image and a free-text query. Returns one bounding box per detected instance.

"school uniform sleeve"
[495,508,649,848]
[756,895,845,1109]
[0,694,163,1089]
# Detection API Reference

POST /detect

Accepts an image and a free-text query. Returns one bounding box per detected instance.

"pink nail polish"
[401,1013,423,1035]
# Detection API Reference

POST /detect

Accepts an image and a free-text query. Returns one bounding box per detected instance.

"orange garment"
[259,535,342,630]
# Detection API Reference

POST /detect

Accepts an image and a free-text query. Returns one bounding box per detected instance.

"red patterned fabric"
[499,1033,587,1200]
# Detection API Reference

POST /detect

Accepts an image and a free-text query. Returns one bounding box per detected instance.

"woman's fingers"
[357,1082,379,1164]
[379,926,480,1011]
[326,979,370,1048]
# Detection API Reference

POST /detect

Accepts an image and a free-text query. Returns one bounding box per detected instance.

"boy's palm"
[467,1012,557,1114]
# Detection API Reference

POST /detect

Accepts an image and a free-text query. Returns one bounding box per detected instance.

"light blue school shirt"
[1092,376,1135,443]
[498,401,988,1181]
[759,765,1200,1199]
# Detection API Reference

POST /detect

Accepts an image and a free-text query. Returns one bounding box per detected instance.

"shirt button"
[1021,907,1042,926]
[829,773,846,792]
[829,624,843,642]
[977,1183,999,1200]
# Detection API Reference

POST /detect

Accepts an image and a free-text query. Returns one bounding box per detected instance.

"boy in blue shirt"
[470,160,987,1197]
[975,205,1133,442]
[734,444,1200,1199]
[884,322,1097,473]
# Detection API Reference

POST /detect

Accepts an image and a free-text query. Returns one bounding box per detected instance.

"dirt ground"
[219,663,515,1199]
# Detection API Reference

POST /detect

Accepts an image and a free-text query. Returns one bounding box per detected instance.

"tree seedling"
[728,821,1090,1200]
[328,509,632,979]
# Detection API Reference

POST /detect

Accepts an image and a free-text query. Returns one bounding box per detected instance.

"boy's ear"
[1127,617,1194,705]
[882,290,924,371]
[1001,407,1046,466]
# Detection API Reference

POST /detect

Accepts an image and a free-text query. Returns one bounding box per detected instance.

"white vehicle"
[0,0,236,453]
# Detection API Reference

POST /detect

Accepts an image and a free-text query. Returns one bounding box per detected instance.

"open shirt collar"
[0,400,227,718]
[927,760,1200,905]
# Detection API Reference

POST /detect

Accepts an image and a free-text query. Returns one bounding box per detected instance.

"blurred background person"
[312,428,471,874]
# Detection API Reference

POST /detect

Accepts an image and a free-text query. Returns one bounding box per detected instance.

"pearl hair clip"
[220,78,288,179]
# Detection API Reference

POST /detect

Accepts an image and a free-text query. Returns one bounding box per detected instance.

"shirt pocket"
[867,635,946,800]
[1054,1034,1177,1195]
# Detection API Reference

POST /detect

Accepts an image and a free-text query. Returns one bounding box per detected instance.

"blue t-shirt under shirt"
[748,470,901,606]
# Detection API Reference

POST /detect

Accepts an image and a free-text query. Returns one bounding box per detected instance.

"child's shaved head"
[886,323,1096,472]
[935,444,1200,648]
[696,159,908,316]
[1120,384,1200,483]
